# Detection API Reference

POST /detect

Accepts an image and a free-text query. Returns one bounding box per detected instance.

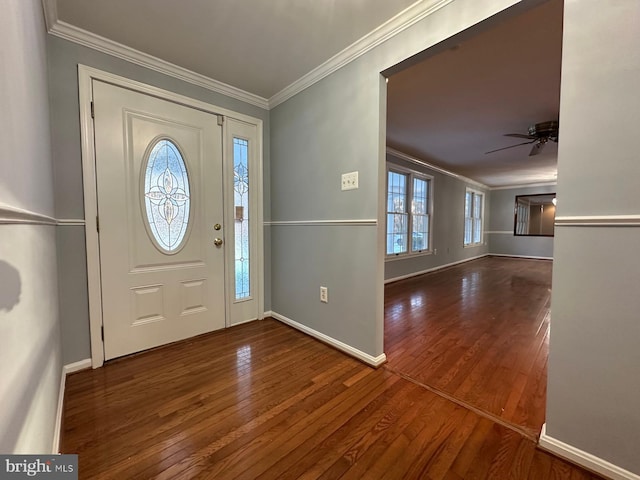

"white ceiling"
[52,0,563,187]
[54,0,416,98]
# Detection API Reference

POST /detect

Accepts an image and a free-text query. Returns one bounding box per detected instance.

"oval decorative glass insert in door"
[142,138,191,253]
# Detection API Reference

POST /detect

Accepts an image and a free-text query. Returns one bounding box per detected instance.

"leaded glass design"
[143,139,191,253]
[233,138,250,300]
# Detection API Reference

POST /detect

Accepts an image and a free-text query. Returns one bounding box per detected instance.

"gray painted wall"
[545,0,640,475]
[0,0,62,453]
[488,185,555,258]
[6,0,632,475]
[384,155,490,282]
[47,36,271,364]
[270,0,522,358]
[269,57,383,355]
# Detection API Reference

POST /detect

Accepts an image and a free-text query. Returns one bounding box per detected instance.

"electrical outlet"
[341,171,359,191]
[320,286,328,303]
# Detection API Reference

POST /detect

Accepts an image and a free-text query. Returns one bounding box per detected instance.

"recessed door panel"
[93,80,225,360]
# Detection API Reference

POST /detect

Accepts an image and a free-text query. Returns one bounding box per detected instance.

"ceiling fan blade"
[485,139,537,155]
[529,141,546,156]
[504,133,537,140]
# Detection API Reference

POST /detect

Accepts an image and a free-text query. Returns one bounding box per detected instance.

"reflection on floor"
[61,258,604,478]
[385,256,552,437]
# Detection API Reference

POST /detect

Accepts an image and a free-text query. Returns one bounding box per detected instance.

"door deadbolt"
[213,238,223,247]
[214,223,222,231]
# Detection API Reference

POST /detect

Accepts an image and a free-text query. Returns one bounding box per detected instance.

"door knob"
[213,237,223,247]
[214,223,222,231]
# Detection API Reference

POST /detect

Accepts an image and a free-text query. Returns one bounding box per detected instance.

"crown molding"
[42,1,269,110]
[386,147,490,190]
[490,181,557,190]
[41,0,57,31]
[268,0,454,108]
[43,0,454,111]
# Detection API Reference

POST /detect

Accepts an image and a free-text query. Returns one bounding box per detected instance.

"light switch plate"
[320,286,328,303]
[341,171,359,191]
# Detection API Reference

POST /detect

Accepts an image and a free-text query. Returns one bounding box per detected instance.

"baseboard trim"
[384,254,488,284]
[270,311,386,368]
[539,424,640,480]
[52,359,92,453]
[64,358,92,374]
[52,369,66,453]
[489,253,553,261]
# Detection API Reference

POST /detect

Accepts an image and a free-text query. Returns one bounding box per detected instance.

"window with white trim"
[386,168,432,256]
[464,188,484,246]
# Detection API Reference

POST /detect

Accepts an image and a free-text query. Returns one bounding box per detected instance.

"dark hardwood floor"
[62,258,603,479]
[385,256,552,437]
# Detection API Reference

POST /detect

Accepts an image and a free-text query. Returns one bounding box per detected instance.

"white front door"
[93,80,225,360]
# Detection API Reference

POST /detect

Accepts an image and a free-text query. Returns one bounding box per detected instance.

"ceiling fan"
[485,120,559,156]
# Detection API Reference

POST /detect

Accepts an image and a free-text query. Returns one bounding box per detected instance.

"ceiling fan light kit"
[486,120,559,156]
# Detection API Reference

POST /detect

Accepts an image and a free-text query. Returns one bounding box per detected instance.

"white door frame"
[78,65,264,368]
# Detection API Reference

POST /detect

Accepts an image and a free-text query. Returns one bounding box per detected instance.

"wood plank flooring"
[62,286,603,479]
[385,256,552,436]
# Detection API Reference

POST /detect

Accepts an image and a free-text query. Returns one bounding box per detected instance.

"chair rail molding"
[0,204,57,225]
[265,219,377,227]
[555,215,640,227]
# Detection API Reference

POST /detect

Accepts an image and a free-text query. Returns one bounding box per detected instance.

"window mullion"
[386,167,432,257]
[472,193,477,242]
[408,175,414,253]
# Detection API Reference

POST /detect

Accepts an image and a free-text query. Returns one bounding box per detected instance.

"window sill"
[385,250,434,262]
[463,242,485,248]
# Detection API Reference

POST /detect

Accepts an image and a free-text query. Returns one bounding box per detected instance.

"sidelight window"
[233,137,250,300]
